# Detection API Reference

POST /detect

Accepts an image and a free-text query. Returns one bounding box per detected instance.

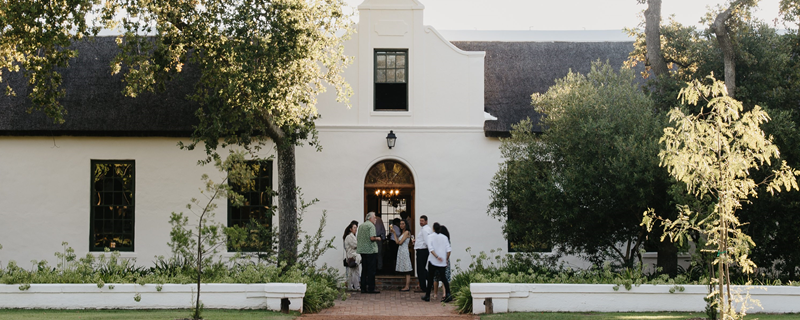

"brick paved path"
[299,290,478,320]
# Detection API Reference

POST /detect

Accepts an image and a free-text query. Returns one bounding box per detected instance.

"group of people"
[342,212,453,302]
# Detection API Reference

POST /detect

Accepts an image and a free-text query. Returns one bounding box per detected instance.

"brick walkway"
[299,290,479,320]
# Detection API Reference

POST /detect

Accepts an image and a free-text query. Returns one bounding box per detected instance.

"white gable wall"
[297,0,503,272]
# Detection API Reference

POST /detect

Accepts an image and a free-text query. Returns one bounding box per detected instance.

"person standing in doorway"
[412,215,433,292]
[374,212,386,270]
[357,212,381,293]
[387,218,401,271]
[390,219,413,291]
[422,222,452,302]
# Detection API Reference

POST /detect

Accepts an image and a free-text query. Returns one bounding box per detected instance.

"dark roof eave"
[0,130,194,137]
[483,120,543,138]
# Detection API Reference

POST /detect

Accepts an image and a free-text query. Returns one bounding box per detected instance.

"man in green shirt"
[357,212,381,293]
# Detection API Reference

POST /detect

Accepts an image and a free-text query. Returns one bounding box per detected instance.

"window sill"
[88,251,138,258]
[371,110,412,117]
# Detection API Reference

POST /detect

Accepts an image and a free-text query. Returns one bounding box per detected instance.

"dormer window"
[374,50,408,111]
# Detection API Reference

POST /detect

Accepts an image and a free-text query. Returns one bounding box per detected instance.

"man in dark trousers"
[374,212,386,270]
[356,212,382,293]
[422,222,452,302]
[412,215,432,292]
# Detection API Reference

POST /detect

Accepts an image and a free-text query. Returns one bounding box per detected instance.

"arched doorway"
[364,160,415,275]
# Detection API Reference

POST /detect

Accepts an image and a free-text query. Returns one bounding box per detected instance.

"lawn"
[0,309,297,320]
[481,312,800,320]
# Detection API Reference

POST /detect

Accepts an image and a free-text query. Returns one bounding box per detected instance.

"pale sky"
[344,0,785,31]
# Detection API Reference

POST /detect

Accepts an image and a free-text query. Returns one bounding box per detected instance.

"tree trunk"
[277,142,298,267]
[195,229,202,320]
[645,0,669,77]
[713,5,737,98]
[657,239,678,277]
[645,0,679,276]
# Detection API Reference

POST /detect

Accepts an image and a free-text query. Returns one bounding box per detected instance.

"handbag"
[343,239,358,268]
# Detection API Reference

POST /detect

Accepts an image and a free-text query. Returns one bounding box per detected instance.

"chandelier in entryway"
[374,189,400,197]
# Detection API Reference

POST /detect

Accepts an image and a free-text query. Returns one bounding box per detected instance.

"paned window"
[227,160,273,252]
[374,50,408,111]
[90,160,135,251]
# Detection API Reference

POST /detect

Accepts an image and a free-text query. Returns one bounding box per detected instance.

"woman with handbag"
[343,220,361,291]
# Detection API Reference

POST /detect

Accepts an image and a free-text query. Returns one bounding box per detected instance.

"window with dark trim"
[90,160,135,252]
[227,160,273,252]
[374,50,408,111]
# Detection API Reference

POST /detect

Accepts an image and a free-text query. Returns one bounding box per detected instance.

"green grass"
[0,309,298,320]
[481,312,800,320]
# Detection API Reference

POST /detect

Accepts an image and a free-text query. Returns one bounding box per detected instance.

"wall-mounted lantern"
[386,130,397,149]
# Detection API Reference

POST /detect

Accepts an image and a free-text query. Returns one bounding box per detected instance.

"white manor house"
[0,0,637,272]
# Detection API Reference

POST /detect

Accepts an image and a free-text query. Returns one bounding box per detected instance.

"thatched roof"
[0,37,199,137]
[450,41,636,137]
[1,37,637,138]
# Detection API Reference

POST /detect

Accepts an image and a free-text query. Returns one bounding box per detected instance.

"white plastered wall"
[295,128,505,271]
[0,137,259,265]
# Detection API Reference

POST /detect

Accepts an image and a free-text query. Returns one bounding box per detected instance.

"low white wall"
[0,283,305,312]
[471,283,800,314]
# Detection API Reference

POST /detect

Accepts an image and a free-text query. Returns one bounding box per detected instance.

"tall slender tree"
[644,76,799,320]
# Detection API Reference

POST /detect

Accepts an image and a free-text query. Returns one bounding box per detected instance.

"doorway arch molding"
[363,156,417,275]
[362,156,418,187]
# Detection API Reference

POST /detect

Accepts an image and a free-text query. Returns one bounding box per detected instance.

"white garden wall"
[0,283,305,312]
[471,283,800,314]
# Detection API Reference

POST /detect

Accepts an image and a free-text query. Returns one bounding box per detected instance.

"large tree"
[109,0,353,266]
[489,62,669,268]
[630,0,800,279]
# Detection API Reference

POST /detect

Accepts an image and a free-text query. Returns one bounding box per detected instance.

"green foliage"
[643,76,800,320]
[0,243,147,286]
[109,0,354,158]
[489,61,669,267]
[451,248,700,314]
[629,2,800,281]
[0,238,341,314]
[0,1,116,122]
[226,217,278,263]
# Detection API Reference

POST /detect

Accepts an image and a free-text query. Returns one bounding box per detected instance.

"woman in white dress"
[343,220,361,291]
[390,219,413,291]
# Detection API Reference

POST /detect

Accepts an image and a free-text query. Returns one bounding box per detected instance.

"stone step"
[375,275,419,291]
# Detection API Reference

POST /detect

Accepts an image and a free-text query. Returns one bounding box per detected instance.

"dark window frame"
[374,49,409,111]
[90,160,136,252]
[227,159,274,252]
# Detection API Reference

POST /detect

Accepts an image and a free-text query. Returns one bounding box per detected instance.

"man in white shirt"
[412,215,433,292]
[422,222,452,302]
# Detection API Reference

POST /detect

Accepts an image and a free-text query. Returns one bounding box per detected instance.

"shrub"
[452,248,702,314]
